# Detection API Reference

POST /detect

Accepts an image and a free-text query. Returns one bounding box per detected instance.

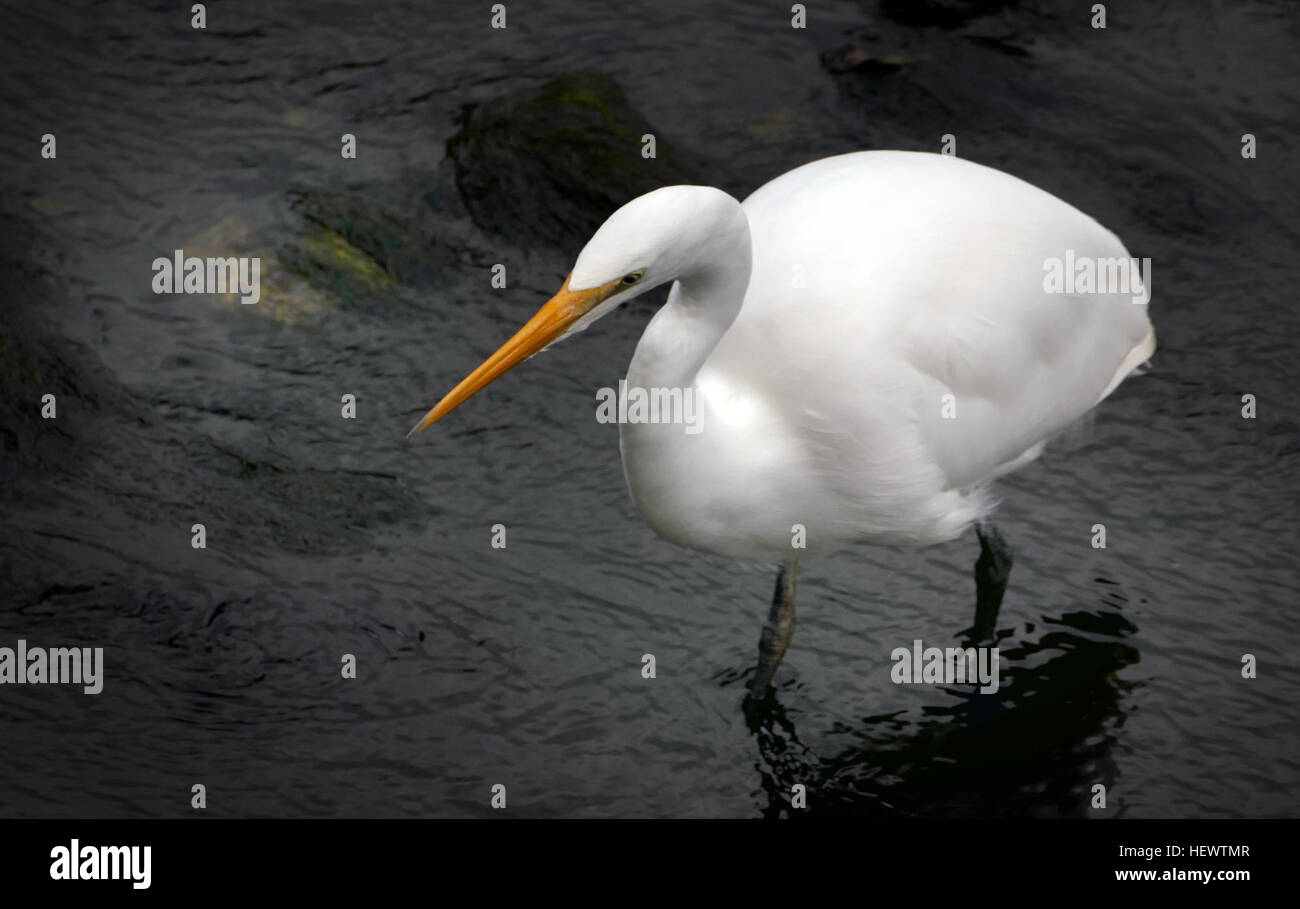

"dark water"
[1,0,1297,817]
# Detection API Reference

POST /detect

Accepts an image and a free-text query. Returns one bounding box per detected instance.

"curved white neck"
[627,214,752,390]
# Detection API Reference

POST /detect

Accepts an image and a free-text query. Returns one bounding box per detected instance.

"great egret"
[409,150,1155,704]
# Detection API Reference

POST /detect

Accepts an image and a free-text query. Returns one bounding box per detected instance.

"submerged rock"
[177,215,323,323]
[203,441,422,555]
[179,192,456,322]
[818,13,1041,156]
[285,190,454,287]
[0,227,146,497]
[446,71,700,249]
[745,108,821,144]
[821,45,912,76]
[879,0,1014,29]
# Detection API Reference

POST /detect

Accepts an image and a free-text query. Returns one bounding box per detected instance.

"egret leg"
[748,561,797,701]
[971,519,1013,640]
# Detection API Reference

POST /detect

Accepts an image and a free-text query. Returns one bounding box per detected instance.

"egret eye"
[622,272,643,286]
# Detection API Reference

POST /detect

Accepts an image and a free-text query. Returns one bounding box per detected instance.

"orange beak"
[407,273,622,437]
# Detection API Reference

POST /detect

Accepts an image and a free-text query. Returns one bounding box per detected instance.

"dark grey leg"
[971,519,1013,640]
[748,561,797,701]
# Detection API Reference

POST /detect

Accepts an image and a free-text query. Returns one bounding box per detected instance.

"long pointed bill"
[407,273,622,438]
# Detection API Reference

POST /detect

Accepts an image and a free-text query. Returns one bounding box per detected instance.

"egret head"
[407,184,742,437]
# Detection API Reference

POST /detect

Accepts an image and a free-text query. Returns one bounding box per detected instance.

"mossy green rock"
[447,71,699,249]
[0,234,143,491]
[285,190,454,288]
[180,192,455,322]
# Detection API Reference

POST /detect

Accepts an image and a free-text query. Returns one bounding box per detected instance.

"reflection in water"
[745,582,1140,818]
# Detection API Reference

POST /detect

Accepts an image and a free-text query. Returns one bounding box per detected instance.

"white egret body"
[410,150,1155,699]
[610,151,1154,559]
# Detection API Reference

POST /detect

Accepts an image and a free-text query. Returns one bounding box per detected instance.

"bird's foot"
[742,682,796,734]
[955,620,1000,649]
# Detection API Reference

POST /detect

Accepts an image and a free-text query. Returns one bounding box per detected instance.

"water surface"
[0,0,1296,817]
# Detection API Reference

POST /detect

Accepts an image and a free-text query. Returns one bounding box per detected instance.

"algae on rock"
[447,71,699,249]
